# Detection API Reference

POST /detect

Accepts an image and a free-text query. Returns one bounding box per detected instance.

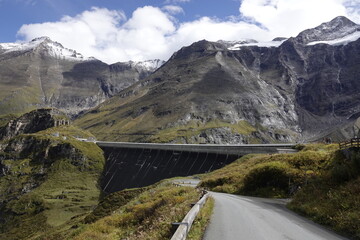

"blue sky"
[0,0,240,43]
[0,0,359,63]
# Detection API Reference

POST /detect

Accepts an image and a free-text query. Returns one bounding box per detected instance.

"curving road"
[203,192,348,240]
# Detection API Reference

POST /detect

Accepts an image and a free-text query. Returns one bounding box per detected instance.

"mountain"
[75,16,360,143]
[0,37,163,117]
[295,16,360,45]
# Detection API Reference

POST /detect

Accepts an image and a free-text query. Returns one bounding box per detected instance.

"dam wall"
[97,142,295,193]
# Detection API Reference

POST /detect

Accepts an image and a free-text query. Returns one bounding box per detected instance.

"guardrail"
[339,138,360,150]
[171,193,209,240]
[97,141,296,155]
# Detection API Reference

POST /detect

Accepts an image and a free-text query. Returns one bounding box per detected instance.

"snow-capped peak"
[296,16,360,45]
[31,36,51,42]
[128,59,165,72]
[0,36,92,62]
[217,39,258,48]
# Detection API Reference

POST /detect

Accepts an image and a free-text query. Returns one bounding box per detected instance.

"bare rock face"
[0,108,67,141]
[76,16,360,143]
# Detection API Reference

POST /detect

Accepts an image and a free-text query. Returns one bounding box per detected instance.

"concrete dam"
[97,141,296,193]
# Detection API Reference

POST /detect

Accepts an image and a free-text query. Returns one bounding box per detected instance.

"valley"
[0,15,360,239]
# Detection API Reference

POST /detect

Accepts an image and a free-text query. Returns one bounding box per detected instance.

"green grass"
[187,197,214,240]
[197,143,360,239]
[0,113,20,127]
[47,182,201,240]
[36,125,95,139]
[199,144,339,197]
[0,84,42,116]
[0,126,105,240]
[1,124,202,240]
[288,177,360,239]
[149,119,256,143]
[84,188,147,224]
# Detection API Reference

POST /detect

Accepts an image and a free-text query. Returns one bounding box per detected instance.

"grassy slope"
[0,113,21,128]
[0,122,203,240]
[0,126,105,240]
[199,144,360,238]
[148,119,256,143]
[187,197,214,240]
[43,182,201,240]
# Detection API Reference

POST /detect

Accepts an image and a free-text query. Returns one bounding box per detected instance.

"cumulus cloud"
[344,0,360,22]
[18,6,267,63]
[18,7,172,63]
[17,1,360,64]
[239,0,355,37]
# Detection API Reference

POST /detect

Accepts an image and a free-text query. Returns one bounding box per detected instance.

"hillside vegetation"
[50,183,201,240]
[0,125,105,240]
[0,117,202,239]
[199,144,360,238]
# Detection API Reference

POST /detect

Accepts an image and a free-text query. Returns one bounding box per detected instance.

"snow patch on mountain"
[227,39,286,50]
[0,38,44,52]
[307,31,360,46]
[0,37,91,61]
[217,39,258,48]
[127,59,165,72]
[296,16,360,44]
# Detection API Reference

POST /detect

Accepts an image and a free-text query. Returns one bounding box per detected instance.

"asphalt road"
[203,192,349,240]
[172,178,200,187]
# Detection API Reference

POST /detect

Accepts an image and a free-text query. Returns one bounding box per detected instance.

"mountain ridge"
[0,37,164,117]
[75,16,360,143]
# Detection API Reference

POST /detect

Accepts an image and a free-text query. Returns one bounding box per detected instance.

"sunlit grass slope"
[42,182,201,240]
[198,144,360,238]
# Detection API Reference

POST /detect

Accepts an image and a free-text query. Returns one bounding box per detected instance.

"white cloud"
[162,5,184,15]
[172,17,269,45]
[239,0,357,37]
[344,0,360,22]
[17,2,360,64]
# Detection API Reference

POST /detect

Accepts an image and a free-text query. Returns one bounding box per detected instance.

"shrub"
[330,150,360,183]
[242,161,290,195]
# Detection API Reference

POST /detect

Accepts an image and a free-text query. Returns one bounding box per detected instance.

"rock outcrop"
[0,108,69,141]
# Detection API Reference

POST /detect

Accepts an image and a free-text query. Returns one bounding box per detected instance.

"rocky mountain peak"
[295,16,360,45]
[127,59,165,72]
[217,39,258,48]
[0,36,90,61]
[170,40,226,60]
[272,37,288,42]
[33,37,89,61]
[30,36,52,43]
